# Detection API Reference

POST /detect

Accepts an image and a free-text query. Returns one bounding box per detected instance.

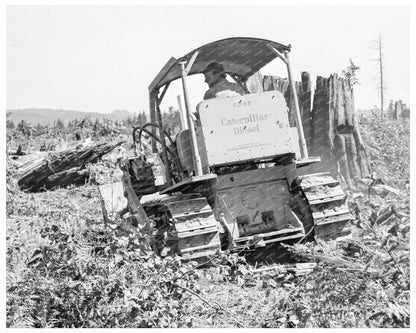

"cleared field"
[6,114,410,328]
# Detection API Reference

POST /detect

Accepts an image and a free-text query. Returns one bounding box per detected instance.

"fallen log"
[11,151,49,171]
[43,167,90,190]
[18,141,125,192]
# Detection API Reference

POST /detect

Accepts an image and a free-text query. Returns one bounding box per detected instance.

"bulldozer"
[100,37,353,261]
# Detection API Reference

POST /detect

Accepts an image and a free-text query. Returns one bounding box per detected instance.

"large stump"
[262,75,302,127]
[301,74,371,187]
[249,71,371,188]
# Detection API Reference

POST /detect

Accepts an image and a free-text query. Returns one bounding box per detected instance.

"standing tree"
[162,107,181,135]
[6,111,15,130]
[137,111,148,126]
[7,119,15,130]
[387,99,394,118]
[372,34,386,115]
[79,116,93,130]
[17,120,32,137]
[35,123,46,134]
[93,118,103,135]
[341,59,360,88]
[54,118,65,131]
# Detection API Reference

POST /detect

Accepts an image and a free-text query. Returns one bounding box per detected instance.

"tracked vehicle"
[106,37,353,260]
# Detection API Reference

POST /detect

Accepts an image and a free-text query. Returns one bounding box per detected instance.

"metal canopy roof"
[149,37,291,92]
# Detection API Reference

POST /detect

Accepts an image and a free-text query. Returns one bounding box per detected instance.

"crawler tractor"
[103,37,353,260]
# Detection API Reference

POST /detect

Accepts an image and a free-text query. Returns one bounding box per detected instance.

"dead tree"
[378,34,385,115]
[370,34,386,115]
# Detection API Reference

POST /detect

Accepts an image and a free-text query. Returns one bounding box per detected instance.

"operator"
[202,62,246,100]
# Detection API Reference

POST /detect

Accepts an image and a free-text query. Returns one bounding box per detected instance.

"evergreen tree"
[6,119,15,130]
[387,100,394,118]
[162,107,181,134]
[17,120,31,136]
[54,118,65,130]
[93,118,102,133]
[35,123,45,134]
[79,116,93,129]
[137,111,148,126]
[123,116,133,127]
[341,59,360,88]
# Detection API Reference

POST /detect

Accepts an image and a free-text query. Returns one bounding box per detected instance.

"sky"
[5,3,411,114]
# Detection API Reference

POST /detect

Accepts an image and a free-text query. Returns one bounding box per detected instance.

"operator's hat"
[203,62,225,75]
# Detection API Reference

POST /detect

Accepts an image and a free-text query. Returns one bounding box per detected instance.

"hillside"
[7,108,141,126]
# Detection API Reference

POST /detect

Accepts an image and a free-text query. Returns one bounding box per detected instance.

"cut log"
[17,141,125,192]
[43,167,90,190]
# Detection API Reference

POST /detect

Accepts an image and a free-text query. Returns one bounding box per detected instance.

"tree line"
[6,108,182,138]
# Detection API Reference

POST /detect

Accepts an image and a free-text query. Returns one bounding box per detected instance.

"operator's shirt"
[203,78,246,100]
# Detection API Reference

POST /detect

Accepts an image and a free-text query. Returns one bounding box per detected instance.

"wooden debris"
[296,253,378,274]
[370,184,400,197]
[119,159,151,227]
[254,262,317,276]
[11,151,49,171]
[17,141,125,192]
[98,181,128,225]
[7,148,27,156]
[44,167,90,190]
[371,205,399,226]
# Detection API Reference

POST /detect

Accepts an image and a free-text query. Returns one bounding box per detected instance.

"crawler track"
[143,193,221,261]
[298,173,354,241]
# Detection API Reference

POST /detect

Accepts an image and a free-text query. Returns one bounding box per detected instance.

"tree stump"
[262,75,302,127]
[256,72,371,188]
[300,72,312,150]
[246,71,264,94]
[393,100,410,121]
[245,71,370,188]
[304,74,371,188]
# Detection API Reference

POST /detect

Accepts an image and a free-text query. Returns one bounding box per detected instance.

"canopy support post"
[155,93,172,186]
[180,52,203,176]
[267,44,308,159]
[149,91,158,153]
